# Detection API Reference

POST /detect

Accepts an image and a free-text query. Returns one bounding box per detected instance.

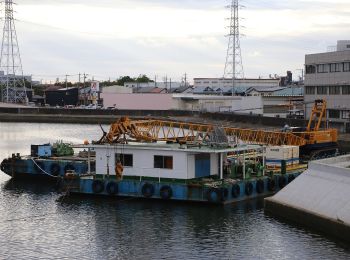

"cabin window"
[116,153,133,167]
[154,155,173,169]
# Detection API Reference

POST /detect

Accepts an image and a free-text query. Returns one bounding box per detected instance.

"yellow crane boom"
[95,99,338,159]
[96,117,308,146]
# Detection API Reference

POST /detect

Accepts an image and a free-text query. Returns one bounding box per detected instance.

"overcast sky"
[7,0,350,83]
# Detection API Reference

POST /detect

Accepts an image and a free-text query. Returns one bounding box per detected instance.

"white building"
[173,94,263,114]
[193,78,280,90]
[124,81,182,90]
[304,40,350,131]
[102,85,132,94]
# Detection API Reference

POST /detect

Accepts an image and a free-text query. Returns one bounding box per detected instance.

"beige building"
[304,40,350,132]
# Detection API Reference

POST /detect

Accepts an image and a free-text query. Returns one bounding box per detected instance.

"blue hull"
[63,172,301,205]
[0,156,89,179]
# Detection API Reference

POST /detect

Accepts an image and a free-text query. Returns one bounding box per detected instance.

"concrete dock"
[265,155,350,242]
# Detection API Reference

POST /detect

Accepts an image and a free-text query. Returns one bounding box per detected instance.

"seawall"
[265,155,350,242]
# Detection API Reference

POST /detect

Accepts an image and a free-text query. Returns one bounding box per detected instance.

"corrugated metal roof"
[273,87,304,96]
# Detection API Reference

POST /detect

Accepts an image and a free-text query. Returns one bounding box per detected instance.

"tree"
[135,74,153,83]
[116,76,134,86]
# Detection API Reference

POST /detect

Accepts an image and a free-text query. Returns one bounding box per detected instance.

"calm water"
[0,122,349,260]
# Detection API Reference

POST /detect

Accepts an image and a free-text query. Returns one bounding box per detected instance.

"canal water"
[0,122,349,259]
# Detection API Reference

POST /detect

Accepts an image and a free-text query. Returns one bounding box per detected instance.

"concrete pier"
[265,155,350,242]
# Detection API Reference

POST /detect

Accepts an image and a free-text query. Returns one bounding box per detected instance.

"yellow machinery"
[96,99,338,158]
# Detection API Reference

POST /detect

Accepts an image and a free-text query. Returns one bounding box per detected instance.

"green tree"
[135,74,153,83]
[116,76,134,86]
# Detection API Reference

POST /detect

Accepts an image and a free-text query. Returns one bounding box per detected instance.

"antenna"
[0,0,27,103]
[223,0,244,93]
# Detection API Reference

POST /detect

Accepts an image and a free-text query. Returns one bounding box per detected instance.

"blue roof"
[193,86,214,94]
[273,87,304,96]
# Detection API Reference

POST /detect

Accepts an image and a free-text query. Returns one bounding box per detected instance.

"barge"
[58,141,306,204]
[0,141,94,179]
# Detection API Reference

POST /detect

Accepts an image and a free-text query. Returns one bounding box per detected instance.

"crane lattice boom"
[96,117,308,146]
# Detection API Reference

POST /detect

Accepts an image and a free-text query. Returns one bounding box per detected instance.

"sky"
[4,0,350,83]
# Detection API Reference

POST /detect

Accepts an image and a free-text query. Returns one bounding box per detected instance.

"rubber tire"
[0,160,7,172]
[278,176,287,189]
[207,188,221,203]
[160,185,173,200]
[92,180,105,193]
[50,163,61,176]
[106,181,118,195]
[142,183,155,198]
[256,179,265,194]
[245,182,254,196]
[221,188,229,201]
[0,160,6,172]
[267,178,276,191]
[231,184,241,198]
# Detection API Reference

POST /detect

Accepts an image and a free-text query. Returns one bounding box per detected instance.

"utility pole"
[83,73,88,105]
[0,0,27,103]
[65,74,68,89]
[169,78,172,92]
[78,73,81,88]
[223,0,244,96]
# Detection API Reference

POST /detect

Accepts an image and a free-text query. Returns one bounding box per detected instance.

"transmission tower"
[0,0,27,103]
[223,0,244,90]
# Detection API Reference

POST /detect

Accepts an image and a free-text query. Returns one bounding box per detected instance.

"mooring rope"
[31,158,59,178]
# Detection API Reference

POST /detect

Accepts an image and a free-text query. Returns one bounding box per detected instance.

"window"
[154,155,173,169]
[330,63,342,72]
[329,86,341,95]
[344,62,350,72]
[347,45,350,49]
[115,154,133,167]
[328,109,340,119]
[305,65,316,74]
[317,86,328,95]
[342,111,350,119]
[342,86,350,94]
[317,64,329,73]
[305,86,315,95]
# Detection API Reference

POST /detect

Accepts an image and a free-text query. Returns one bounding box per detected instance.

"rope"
[31,158,59,178]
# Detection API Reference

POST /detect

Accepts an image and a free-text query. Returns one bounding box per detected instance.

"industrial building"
[304,40,350,132]
[45,87,79,107]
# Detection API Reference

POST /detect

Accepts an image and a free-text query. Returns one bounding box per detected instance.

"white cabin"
[84,142,261,180]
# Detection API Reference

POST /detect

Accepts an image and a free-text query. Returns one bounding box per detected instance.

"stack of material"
[265,145,299,168]
[265,155,350,242]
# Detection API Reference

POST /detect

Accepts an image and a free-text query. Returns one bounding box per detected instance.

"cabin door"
[195,154,211,178]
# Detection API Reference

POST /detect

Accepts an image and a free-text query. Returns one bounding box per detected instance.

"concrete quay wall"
[265,155,350,242]
[0,107,308,127]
